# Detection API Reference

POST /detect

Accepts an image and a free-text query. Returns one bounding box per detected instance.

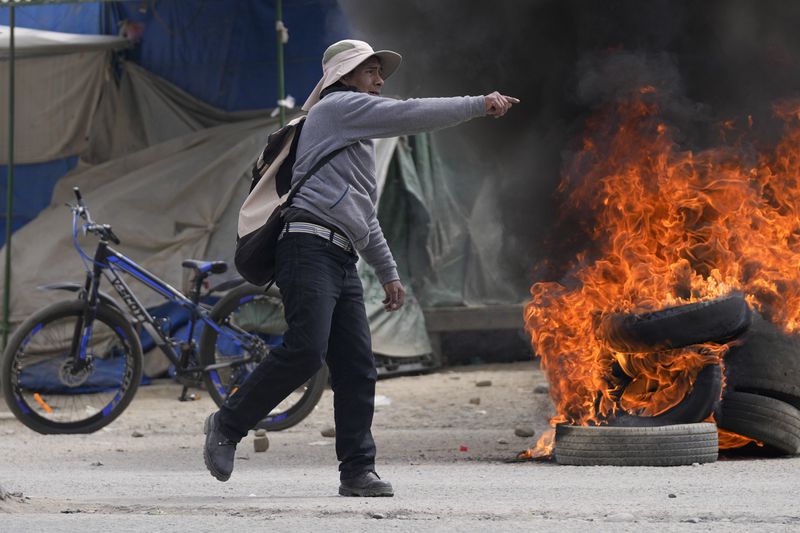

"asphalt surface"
[2,362,799,532]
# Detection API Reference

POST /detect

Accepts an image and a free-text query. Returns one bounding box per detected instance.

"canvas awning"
[0,24,127,58]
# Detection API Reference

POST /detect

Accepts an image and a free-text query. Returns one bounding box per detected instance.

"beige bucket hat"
[301,39,402,111]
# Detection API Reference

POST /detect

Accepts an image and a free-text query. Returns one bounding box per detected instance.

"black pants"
[217,233,377,479]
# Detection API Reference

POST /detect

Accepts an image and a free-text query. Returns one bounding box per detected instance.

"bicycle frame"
[77,239,264,374]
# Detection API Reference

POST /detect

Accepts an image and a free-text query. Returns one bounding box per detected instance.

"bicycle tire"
[1,300,142,434]
[199,284,328,431]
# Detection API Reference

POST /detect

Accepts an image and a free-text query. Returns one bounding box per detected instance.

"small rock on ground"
[321,426,336,438]
[533,384,549,394]
[469,397,481,405]
[253,429,269,452]
[514,426,535,438]
[475,380,492,387]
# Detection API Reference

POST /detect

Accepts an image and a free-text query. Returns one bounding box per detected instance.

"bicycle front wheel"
[1,300,143,434]
[199,284,328,431]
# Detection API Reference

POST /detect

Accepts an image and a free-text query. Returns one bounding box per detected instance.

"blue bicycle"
[1,188,327,434]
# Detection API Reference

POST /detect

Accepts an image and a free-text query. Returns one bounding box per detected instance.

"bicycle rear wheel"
[1,300,143,434]
[199,284,328,431]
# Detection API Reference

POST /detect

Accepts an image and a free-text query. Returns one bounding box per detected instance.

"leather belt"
[279,221,353,252]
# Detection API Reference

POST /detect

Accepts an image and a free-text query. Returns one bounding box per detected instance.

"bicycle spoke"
[207,293,300,418]
[9,310,134,428]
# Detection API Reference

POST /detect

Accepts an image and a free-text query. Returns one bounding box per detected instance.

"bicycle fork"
[67,267,104,374]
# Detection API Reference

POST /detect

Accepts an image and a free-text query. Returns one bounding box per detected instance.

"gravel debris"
[253,429,269,452]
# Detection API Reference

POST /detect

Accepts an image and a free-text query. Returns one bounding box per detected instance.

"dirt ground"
[1,360,799,532]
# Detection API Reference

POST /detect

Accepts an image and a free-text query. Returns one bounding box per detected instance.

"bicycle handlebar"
[86,223,121,245]
[70,187,121,244]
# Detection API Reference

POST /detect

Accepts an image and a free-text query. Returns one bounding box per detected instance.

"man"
[204,39,518,497]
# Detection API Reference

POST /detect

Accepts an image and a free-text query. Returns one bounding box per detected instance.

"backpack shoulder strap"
[285,144,348,206]
[250,116,306,194]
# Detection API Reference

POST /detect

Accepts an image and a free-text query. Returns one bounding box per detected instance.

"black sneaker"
[203,412,237,482]
[339,471,394,497]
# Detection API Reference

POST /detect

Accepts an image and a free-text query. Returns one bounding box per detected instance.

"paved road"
[2,362,799,531]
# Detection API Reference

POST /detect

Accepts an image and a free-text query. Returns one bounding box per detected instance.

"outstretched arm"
[329,91,519,142]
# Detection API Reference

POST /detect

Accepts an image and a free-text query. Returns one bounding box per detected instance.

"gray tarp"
[1,27,526,366]
[382,136,522,306]
[84,62,268,164]
[1,53,431,358]
[0,25,129,165]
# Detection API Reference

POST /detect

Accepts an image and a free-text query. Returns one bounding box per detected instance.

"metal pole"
[275,0,285,126]
[3,6,15,348]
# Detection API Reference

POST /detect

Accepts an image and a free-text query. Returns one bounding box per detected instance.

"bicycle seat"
[182,260,228,275]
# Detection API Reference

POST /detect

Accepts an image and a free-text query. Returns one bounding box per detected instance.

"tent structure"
[0,31,430,362]
[1,6,528,371]
[0,0,342,345]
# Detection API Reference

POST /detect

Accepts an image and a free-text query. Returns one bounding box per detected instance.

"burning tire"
[608,364,721,427]
[717,392,800,455]
[554,423,718,466]
[600,293,751,353]
[724,313,800,409]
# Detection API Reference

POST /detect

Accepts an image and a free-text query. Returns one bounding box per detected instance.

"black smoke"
[338,0,800,287]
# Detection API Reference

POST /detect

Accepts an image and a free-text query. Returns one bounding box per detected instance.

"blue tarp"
[107,0,349,111]
[141,299,283,380]
[0,0,350,243]
[19,352,131,393]
[0,3,103,35]
[17,296,284,391]
[0,0,349,110]
[0,156,78,246]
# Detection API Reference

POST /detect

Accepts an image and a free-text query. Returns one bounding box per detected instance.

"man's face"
[341,57,384,96]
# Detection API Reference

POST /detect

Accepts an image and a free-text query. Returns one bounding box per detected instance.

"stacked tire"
[719,313,800,455]
[555,293,753,466]
[555,423,719,466]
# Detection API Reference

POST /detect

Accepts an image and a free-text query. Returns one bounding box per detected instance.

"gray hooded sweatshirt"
[291,90,486,285]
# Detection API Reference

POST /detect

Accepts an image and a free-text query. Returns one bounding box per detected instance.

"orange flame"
[718,427,761,449]
[518,429,555,460]
[525,90,800,431]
